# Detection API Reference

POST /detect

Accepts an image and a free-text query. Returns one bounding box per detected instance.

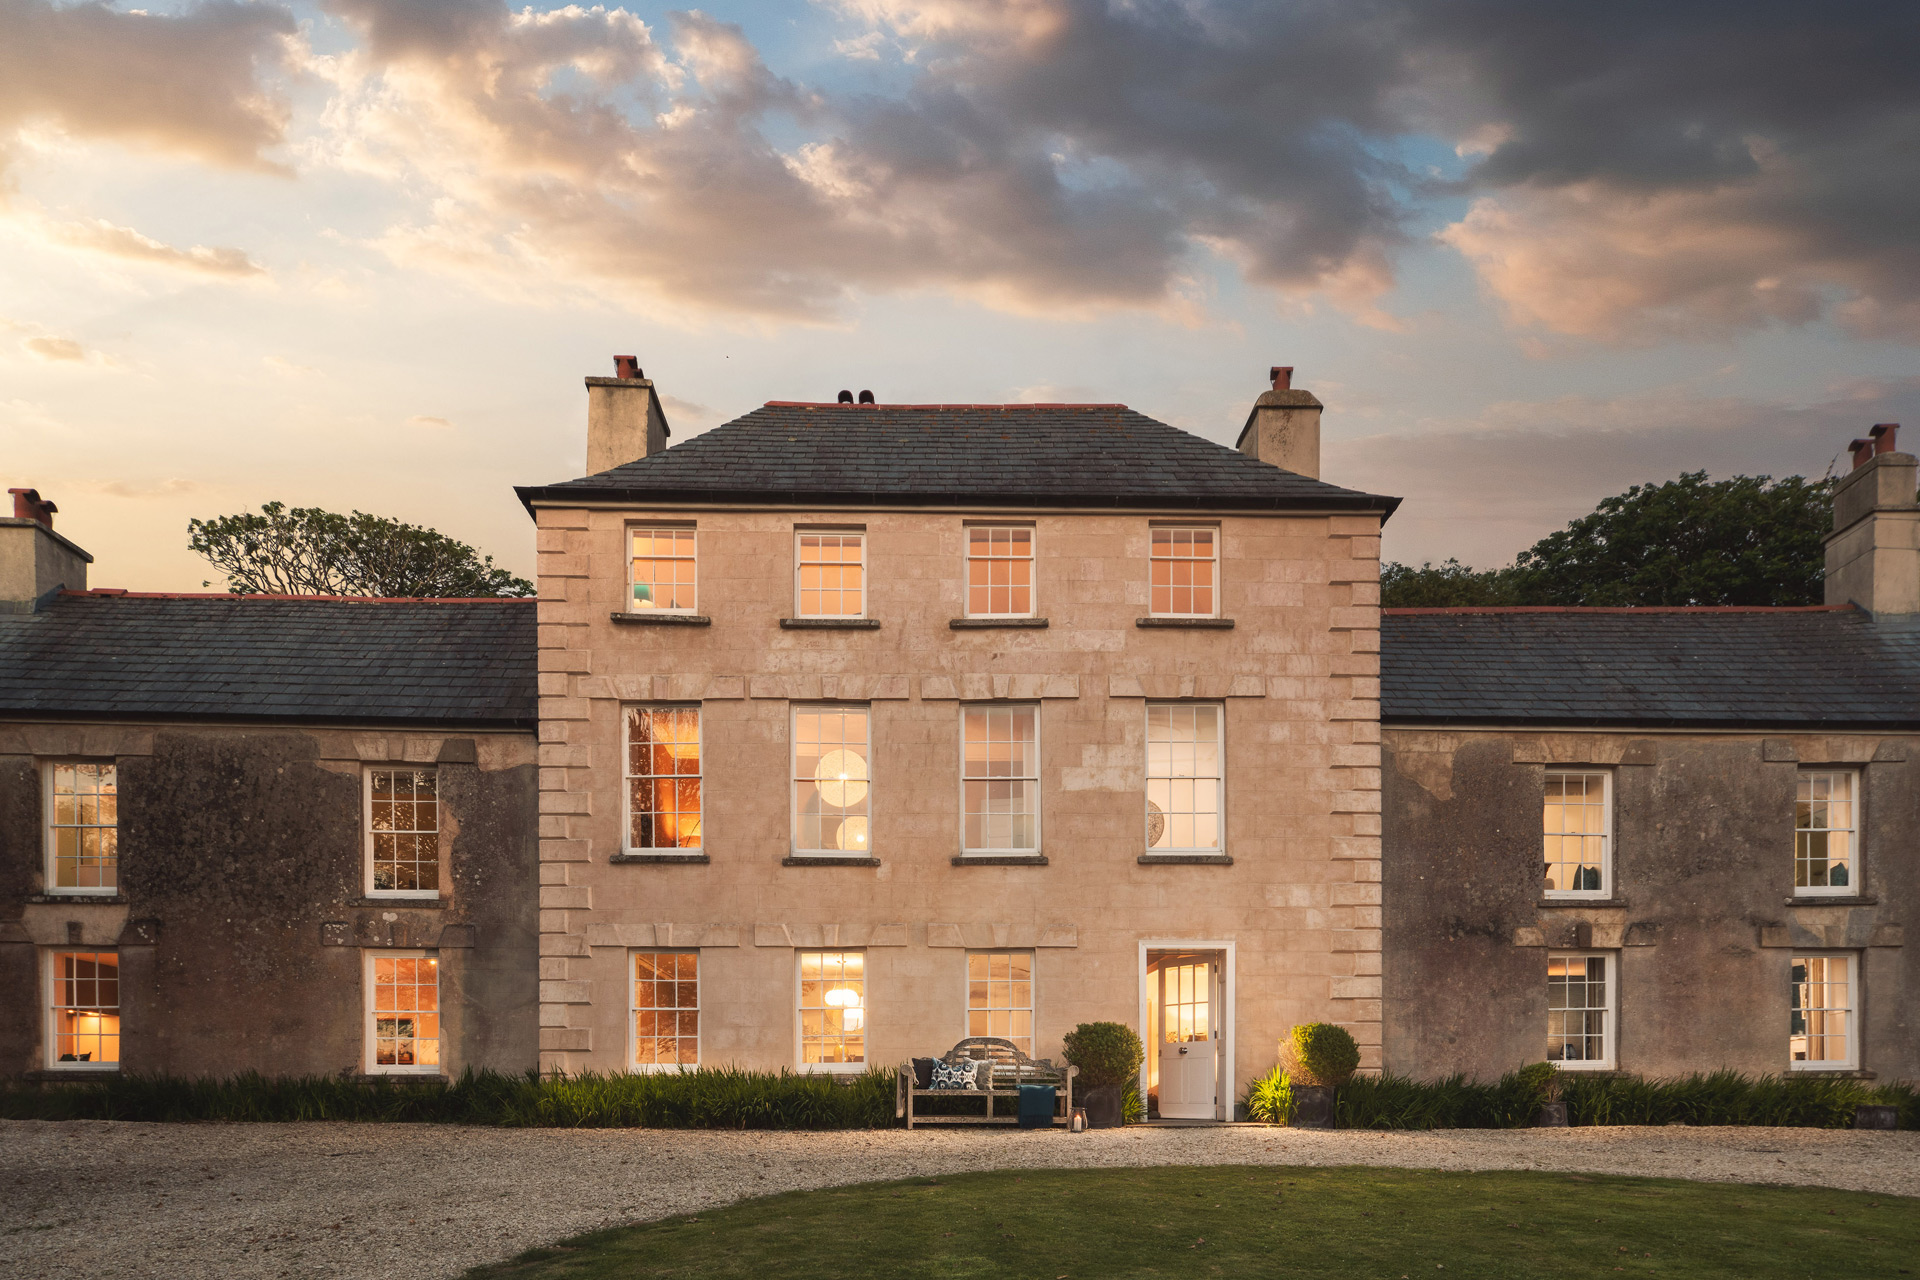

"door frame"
[1137,939,1236,1122]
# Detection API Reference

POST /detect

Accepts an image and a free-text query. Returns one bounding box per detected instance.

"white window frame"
[964,523,1037,619]
[796,949,867,1073]
[1794,769,1860,899]
[363,766,441,900]
[623,705,704,856]
[793,529,867,619]
[965,949,1036,1055]
[1143,701,1225,855]
[791,703,872,858]
[630,949,700,1071]
[43,759,117,896]
[628,524,698,614]
[44,948,120,1071]
[363,949,442,1076]
[1546,950,1617,1071]
[1543,768,1612,900]
[1147,525,1220,619]
[1789,952,1859,1071]
[959,703,1041,856]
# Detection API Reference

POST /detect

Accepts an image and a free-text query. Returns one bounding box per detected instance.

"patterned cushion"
[930,1060,978,1090]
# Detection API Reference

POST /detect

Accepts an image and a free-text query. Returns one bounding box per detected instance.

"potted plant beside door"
[1063,1022,1144,1129]
[1280,1022,1360,1129]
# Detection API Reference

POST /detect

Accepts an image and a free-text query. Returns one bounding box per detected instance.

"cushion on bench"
[930,1060,978,1090]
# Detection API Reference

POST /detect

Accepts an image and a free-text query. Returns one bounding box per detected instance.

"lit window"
[1145,703,1223,852]
[1790,955,1855,1069]
[1796,770,1857,895]
[799,950,865,1068]
[367,768,439,896]
[630,527,696,612]
[1543,770,1610,897]
[46,762,116,893]
[1547,953,1614,1069]
[366,952,440,1074]
[795,532,865,618]
[47,950,119,1069]
[1149,527,1217,617]
[967,951,1033,1054]
[626,707,702,851]
[793,706,870,855]
[632,951,698,1068]
[966,526,1034,617]
[962,705,1039,853]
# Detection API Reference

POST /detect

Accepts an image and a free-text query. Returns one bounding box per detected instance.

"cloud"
[0,0,296,172]
[24,335,84,361]
[407,414,454,429]
[1343,376,1920,569]
[88,478,201,499]
[47,217,267,277]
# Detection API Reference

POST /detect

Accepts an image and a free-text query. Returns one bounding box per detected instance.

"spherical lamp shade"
[815,749,869,808]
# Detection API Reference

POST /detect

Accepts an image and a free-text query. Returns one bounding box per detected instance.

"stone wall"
[1382,728,1916,1081]
[0,722,538,1077]
[533,505,1383,1104]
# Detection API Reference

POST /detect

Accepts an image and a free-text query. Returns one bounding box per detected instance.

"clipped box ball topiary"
[1281,1022,1361,1089]
[1062,1022,1145,1091]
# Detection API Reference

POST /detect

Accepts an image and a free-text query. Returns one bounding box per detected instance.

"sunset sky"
[5,0,1917,590]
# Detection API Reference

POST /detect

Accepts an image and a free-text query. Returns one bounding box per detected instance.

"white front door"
[1155,955,1219,1119]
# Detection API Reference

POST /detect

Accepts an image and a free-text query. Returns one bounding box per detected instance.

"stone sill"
[27,894,125,905]
[950,617,1048,629]
[22,1068,119,1081]
[1786,895,1877,906]
[1537,898,1630,909]
[951,854,1049,866]
[610,612,712,626]
[1789,1068,1877,1080]
[351,1073,449,1083]
[1138,853,1233,865]
[1136,617,1234,629]
[782,856,881,867]
[349,896,446,909]
[780,617,881,629]
[610,852,711,865]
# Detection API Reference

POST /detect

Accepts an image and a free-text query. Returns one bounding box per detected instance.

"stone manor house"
[2,369,1913,1115]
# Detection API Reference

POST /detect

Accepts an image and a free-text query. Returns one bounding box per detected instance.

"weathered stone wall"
[1383,729,1915,1081]
[534,505,1384,1103]
[0,722,538,1078]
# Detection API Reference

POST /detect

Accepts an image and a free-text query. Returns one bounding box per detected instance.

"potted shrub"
[1527,1063,1568,1127]
[1280,1022,1359,1129]
[1063,1022,1144,1129]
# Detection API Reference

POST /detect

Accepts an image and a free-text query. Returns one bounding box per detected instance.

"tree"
[1381,472,1834,608]
[188,502,535,598]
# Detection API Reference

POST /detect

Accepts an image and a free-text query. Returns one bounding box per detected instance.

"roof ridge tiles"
[760,402,1128,410]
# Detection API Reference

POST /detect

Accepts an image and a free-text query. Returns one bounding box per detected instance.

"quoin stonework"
[1,374,1914,1110]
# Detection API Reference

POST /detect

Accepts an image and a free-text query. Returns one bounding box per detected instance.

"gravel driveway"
[2,1120,1914,1280]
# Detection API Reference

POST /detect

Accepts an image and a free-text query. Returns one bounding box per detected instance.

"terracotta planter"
[1083,1085,1123,1129]
[1291,1084,1334,1129]
[1533,1102,1569,1128]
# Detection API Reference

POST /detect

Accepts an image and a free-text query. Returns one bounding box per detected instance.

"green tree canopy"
[1383,472,1833,608]
[188,502,534,598]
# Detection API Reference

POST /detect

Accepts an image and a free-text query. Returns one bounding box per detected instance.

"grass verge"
[467,1165,1920,1280]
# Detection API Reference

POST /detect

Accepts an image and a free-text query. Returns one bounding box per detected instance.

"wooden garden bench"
[896,1036,1078,1129]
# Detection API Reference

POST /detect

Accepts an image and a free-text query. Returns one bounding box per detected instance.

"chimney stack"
[1235,364,1322,479]
[1825,422,1919,616]
[3,487,91,612]
[585,355,671,474]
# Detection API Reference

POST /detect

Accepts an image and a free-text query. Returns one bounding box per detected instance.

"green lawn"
[467,1165,1920,1280]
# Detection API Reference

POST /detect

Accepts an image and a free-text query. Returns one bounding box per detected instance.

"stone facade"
[1381,727,1915,1081]
[0,720,538,1078]
[531,503,1385,1109]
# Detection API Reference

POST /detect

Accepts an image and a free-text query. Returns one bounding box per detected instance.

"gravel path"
[2,1120,1915,1280]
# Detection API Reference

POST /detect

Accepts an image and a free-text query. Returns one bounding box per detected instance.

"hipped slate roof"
[517,402,1399,515]
[1382,607,1920,729]
[0,593,536,727]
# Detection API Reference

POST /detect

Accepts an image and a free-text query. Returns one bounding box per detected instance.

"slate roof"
[0,593,536,727]
[517,402,1399,515]
[1382,607,1920,729]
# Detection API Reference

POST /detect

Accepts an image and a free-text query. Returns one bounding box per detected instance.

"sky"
[4,0,1918,591]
